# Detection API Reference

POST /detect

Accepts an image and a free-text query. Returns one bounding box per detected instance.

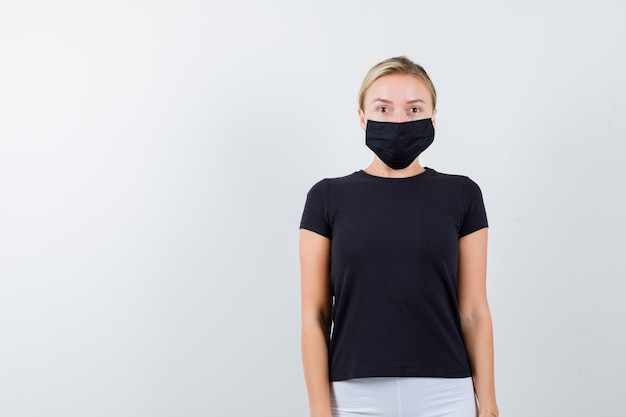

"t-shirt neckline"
[357,167,435,181]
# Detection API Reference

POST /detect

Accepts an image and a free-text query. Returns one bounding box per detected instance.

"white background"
[1,1,625,416]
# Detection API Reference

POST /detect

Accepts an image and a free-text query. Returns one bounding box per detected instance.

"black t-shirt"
[299,168,488,381]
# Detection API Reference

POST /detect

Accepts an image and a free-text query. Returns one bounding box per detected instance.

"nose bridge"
[393,109,407,123]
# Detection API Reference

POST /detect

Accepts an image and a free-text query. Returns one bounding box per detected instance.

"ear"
[358,108,367,130]
[431,109,437,128]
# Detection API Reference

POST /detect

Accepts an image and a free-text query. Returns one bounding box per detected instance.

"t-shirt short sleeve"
[300,179,332,238]
[458,177,489,237]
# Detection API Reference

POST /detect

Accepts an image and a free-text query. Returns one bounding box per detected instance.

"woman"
[299,56,498,417]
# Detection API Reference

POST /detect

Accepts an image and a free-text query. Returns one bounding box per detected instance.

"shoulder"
[306,172,361,193]
[427,168,473,182]
[426,168,482,191]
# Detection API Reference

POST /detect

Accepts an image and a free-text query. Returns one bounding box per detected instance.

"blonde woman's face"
[358,74,436,129]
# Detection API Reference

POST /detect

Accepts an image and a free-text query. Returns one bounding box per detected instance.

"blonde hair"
[358,56,437,111]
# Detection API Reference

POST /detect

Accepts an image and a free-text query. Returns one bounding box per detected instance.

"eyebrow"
[371,98,426,104]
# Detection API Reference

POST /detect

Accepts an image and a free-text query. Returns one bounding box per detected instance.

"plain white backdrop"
[1,1,625,416]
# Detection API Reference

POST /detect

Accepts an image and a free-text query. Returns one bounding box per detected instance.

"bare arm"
[299,229,333,417]
[458,228,499,416]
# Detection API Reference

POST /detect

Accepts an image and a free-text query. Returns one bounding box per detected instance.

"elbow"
[318,314,331,331]
[459,306,492,329]
[302,309,332,332]
[317,312,332,334]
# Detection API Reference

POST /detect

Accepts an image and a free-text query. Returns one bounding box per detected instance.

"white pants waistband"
[330,376,477,417]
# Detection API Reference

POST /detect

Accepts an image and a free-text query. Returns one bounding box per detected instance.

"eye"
[376,106,389,113]
[410,107,420,113]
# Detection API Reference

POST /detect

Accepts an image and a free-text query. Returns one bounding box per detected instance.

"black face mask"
[365,118,435,170]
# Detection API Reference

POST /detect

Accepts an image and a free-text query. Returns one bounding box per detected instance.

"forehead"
[365,74,432,105]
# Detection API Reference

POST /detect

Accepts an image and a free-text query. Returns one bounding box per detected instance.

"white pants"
[330,377,477,417]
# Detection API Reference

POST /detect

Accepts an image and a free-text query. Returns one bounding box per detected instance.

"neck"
[363,157,426,178]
